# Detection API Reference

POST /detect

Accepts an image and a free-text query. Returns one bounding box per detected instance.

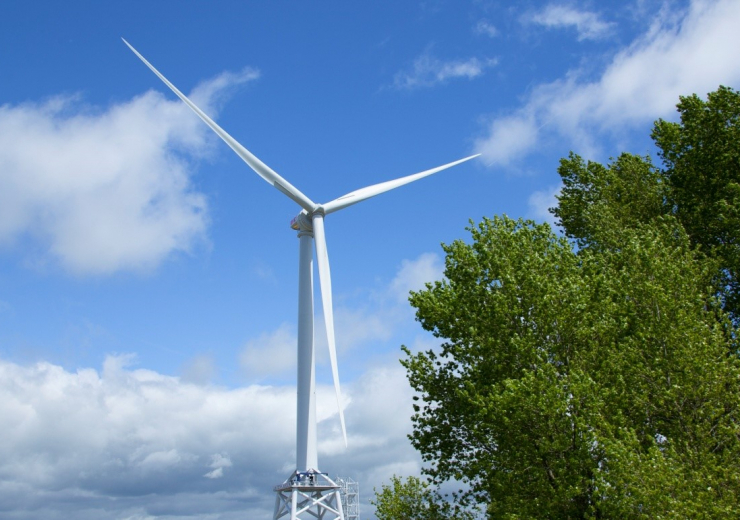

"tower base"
[273,470,346,520]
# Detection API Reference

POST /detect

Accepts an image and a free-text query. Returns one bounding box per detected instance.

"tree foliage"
[372,475,476,520]
[397,86,740,518]
[554,86,740,321]
[654,86,740,319]
[553,152,665,249]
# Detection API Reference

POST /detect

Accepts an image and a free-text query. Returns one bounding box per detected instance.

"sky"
[1,0,739,518]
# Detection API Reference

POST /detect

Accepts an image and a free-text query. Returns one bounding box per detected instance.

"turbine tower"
[123,39,478,520]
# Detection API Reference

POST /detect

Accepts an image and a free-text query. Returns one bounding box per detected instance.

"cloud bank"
[0,67,259,275]
[0,253,442,518]
[0,351,419,519]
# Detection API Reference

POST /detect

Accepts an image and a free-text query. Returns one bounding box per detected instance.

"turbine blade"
[321,154,480,215]
[122,38,315,212]
[311,214,348,447]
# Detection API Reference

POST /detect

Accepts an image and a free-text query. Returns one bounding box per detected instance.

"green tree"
[404,216,740,518]
[372,475,476,520]
[396,85,740,518]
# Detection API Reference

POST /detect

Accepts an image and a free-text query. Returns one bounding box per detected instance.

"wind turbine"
[123,39,478,520]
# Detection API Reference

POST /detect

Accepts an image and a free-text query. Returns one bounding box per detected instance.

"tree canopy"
[372,475,476,520]
[555,86,740,322]
[386,86,740,519]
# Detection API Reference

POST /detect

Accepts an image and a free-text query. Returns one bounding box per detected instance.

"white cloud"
[476,0,740,166]
[389,252,444,303]
[393,51,498,90]
[209,453,234,469]
[477,112,540,167]
[0,67,259,275]
[190,69,260,113]
[526,4,614,41]
[239,322,296,380]
[528,185,561,225]
[203,454,232,479]
[0,352,422,518]
[204,467,224,479]
[180,354,217,385]
[474,19,499,38]
[138,449,184,471]
[0,354,296,518]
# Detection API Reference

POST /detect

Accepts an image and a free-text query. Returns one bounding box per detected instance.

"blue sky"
[1,0,739,518]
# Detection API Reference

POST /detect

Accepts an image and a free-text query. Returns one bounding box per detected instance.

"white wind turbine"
[124,39,478,520]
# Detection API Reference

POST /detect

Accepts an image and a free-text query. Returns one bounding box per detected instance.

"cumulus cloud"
[477,113,540,167]
[393,51,498,90]
[0,353,295,518]
[476,0,740,166]
[525,4,614,41]
[0,67,259,275]
[203,454,233,479]
[0,353,420,518]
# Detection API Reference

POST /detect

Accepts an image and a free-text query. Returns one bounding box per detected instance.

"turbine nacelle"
[290,212,312,232]
[290,207,327,232]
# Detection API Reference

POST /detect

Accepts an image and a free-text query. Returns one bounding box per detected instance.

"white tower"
[123,39,478,520]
